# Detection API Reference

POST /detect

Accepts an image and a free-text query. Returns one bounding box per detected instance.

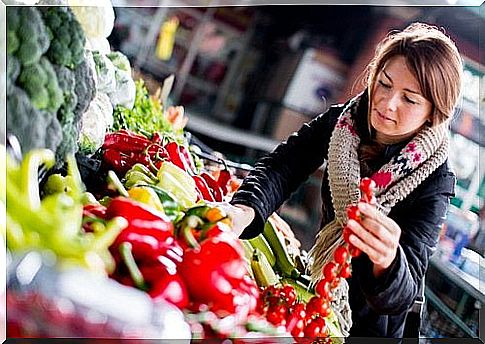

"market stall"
[4,2,484,342]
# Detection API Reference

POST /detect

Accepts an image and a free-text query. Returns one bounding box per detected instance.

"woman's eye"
[404,96,417,104]
[378,80,391,88]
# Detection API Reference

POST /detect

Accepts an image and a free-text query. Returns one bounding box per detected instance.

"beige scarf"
[307,92,449,335]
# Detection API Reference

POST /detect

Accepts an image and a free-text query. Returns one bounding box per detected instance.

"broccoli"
[7,31,19,55]
[41,7,86,69]
[45,116,63,154]
[7,86,61,155]
[54,64,78,115]
[7,56,21,95]
[73,51,96,123]
[17,57,64,113]
[55,116,79,162]
[9,7,51,66]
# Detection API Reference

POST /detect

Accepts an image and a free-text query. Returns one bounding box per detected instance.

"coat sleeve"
[354,164,455,314]
[230,106,341,239]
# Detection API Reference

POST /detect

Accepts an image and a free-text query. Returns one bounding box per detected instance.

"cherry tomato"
[343,226,352,244]
[349,244,362,257]
[313,316,328,336]
[292,302,307,320]
[339,263,352,279]
[282,284,297,306]
[346,204,360,221]
[334,246,349,265]
[267,303,287,326]
[331,276,341,289]
[304,319,321,338]
[360,177,376,196]
[315,279,331,299]
[291,326,305,338]
[323,261,339,281]
[306,296,330,318]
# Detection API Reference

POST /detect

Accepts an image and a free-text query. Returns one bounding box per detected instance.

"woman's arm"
[352,165,455,314]
[230,105,342,239]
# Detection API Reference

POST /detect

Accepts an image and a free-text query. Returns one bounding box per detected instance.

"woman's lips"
[375,110,396,124]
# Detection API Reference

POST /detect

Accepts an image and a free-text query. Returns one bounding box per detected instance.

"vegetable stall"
[3,3,370,342]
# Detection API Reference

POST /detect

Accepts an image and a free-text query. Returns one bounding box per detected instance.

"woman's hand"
[346,201,402,277]
[210,202,255,237]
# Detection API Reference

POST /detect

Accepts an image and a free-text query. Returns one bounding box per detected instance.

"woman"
[225,22,463,337]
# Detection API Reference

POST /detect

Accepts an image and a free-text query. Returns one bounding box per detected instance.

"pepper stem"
[182,215,202,249]
[119,242,148,291]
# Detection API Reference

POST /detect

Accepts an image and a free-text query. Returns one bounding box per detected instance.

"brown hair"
[367,22,463,126]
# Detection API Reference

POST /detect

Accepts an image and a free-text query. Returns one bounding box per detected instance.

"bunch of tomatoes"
[258,178,377,341]
[257,283,330,339]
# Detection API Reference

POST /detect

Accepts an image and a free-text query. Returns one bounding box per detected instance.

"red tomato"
[315,279,331,299]
[349,244,362,257]
[323,261,339,281]
[304,319,321,338]
[334,246,349,265]
[360,177,376,196]
[282,284,297,306]
[346,204,361,221]
[339,263,352,278]
[343,226,352,244]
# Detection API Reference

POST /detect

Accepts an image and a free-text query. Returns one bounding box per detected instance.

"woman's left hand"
[346,201,402,277]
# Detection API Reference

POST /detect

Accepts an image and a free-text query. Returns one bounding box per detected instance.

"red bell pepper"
[165,141,188,171]
[192,175,215,202]
[217,163,231,196]
[103,131,151,151]
[164,141,196,174]
[105,197,173,229]
[178,144,197,173]
[178,227,258,316]
[82,203,107,232]
[200,172,223,202]
[106,197,189,309]
[115,241,189,309]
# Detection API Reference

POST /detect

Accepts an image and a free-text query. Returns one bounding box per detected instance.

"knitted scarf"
[307,92,450,336]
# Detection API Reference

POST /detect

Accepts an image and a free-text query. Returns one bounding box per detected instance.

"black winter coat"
[230,92,455,338]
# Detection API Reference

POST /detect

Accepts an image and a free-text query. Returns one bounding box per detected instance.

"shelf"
[424,287,477,337]
[429,254,484,304]
[185,112,279,152]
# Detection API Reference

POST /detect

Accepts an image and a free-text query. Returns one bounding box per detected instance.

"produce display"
[3,3,378,342]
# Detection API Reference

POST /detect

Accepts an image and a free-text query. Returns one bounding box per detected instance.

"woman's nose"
[386,92,399,112]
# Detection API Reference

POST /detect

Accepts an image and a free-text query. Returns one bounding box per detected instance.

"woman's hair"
[366,22,463,126]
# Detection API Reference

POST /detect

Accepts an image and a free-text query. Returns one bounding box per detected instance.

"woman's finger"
[358,216,395,248]
[347,229,385,264]
[347,219,388,255]
[358,202,401,236]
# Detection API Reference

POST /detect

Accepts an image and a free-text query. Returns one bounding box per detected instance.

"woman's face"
[370,55,432,143]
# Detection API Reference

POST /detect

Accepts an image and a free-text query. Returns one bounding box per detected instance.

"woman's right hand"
[211,202,255,237]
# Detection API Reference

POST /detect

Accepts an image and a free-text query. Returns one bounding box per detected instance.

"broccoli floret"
[54,64,78,115]
[10,7,50,66]
[45,116,63,154]
[56,116,79,162]
[41,7,86,69]
[7,55,21,95]
[7,7,20,32]
[7,86,60,154]
[73,51,96,123]
[7,31,19,55]
[17,57,64,113]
